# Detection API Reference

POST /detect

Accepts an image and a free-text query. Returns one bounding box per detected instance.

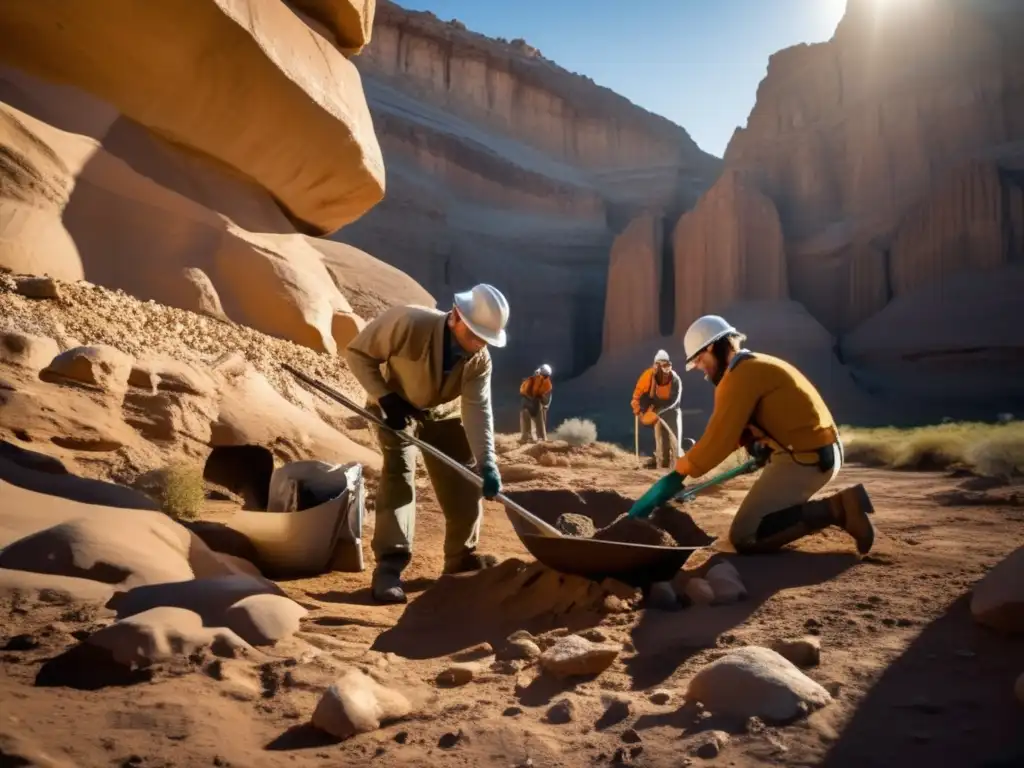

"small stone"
[394,731,409,744]
[745,716,766,734]
[436,662,480,687]
[491,659,523,675]
[545,698,575,724]
[580,628,609,643]
[451,642,493,661]
[705,562,747,604]
[16,276,62,300]
[496,637,541,661]
[621,729,641,744]
[683,577,715,606]
[539,634,619,678]
[646,581,678,610]
[649,689,672,705]
[770,636,821,668]
[691,729,730,758]
[602,595,629,614]
[3,634,40,651]
[438,730,463,748]
[503,706,523,717]
[311,668,413,739]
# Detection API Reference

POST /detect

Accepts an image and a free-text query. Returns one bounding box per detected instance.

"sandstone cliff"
[669,0,1024,339]
[0,0,403,357]
[338,0,721,381]
[580,0,1024,426]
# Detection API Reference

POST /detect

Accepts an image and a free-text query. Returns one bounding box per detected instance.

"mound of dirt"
[506,487,715,549]
[593,515,676,547]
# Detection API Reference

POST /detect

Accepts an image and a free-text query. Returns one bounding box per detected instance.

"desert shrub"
[157,461,205,520]
[552,418,598,447]
[841,421,1024,477]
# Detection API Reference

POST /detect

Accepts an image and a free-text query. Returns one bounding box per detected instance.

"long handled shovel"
[626,457,762,519]
[282,363,564,538]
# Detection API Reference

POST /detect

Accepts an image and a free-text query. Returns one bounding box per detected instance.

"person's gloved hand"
[378,392,422,431]
[481,462,502,500]
[746,440,772,467]
[627,471,686,519]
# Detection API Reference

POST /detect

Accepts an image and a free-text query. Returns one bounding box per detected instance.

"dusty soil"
[1,459,1023,767]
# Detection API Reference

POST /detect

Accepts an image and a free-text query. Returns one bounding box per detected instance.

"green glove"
[627,471,686,519]
[481,462,502,500]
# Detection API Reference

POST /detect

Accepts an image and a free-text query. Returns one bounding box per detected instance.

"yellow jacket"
[675,352,838,477]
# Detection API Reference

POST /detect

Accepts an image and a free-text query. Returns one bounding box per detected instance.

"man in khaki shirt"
[345,284,509,603]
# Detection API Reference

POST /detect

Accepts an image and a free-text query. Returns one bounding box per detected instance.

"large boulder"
[971,546,1024,634]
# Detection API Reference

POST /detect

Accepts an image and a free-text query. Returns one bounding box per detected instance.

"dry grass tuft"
[551,418,598,447]
[155,460,206,520]
[841,421,1024,478]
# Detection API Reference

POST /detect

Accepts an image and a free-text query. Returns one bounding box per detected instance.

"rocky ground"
[1,445,1022,768]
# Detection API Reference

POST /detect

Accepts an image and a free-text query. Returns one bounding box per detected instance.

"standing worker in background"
[344,283,509,604]
[631,350,684,469]
[632,314,875,555]
[519,364,553,443]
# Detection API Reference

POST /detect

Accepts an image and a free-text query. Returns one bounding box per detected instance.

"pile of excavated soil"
[554,513,596,537]
[514,488,715,549]
[593,514,677,547]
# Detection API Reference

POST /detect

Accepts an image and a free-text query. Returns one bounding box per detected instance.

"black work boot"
[372,554,410,604]
[442,551,499,575]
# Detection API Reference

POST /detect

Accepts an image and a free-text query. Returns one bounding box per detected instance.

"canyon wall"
[576,0,1024,434]
[338,0,721,383]
[0,1,431,356]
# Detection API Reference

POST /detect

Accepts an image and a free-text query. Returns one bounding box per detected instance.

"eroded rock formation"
[0,1,404,357]
[594,0,1024,424]
[339,0,721,380]
[602,212,664,355]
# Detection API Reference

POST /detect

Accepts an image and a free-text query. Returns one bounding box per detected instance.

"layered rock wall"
[340,1,721,381]
[0,1,408,357]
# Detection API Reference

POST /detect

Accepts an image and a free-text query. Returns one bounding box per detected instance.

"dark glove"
[627,471,686,519]
[746,441,773,467]
[378,392,422,431]
[481,462,502,500]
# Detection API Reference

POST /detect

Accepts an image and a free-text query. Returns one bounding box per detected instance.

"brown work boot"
[826,484,876,555]
[442,551,499,575]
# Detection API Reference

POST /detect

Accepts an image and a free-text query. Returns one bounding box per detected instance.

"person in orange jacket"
[631,350,683,468]
[519,364,553,442]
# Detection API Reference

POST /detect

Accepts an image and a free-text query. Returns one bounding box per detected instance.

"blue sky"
[395,0,849,157]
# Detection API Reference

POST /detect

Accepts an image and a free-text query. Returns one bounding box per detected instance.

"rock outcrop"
[0,1,421,358]
[339,1,721,381]
[602,212,665,355]
[592,0,1024,421]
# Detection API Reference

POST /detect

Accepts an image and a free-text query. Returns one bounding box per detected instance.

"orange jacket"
[520,374,552,402]
[675,352,838,477]
[631,367,681,415]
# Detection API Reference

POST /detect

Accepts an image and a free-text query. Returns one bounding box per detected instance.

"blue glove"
[627,471,686,519]
[481,462,502,500]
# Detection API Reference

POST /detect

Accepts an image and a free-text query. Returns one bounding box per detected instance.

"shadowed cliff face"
[337,0,722,386]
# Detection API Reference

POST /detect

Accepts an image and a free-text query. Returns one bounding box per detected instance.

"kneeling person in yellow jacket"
[672,315,875,555]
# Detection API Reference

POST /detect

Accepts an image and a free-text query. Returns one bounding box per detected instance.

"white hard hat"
[538,363,552,376]
[654,349,670,364]
[453,283,509,347]
[683,315,739,370]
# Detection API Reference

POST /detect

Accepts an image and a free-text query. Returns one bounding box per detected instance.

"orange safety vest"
[520,374,552,399]
[631,367,673,410]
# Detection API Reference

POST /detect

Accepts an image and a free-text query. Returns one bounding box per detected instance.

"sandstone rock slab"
[0,329,59,371]
[539,634,619,678]
[88,605,252,667]
[311,668,413,739]
[223,593,307,646]
[971,545,1024,634]
[39,344,134,397]
[685,645,832,722]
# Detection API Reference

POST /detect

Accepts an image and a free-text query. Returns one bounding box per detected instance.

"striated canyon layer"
[566,0,1024,442]
[337,0,721,385]
[0,0,430,358]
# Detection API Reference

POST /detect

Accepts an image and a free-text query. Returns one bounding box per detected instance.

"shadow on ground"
[625,550,858,689]
[368,558,604,660]
[819,593,1024,767]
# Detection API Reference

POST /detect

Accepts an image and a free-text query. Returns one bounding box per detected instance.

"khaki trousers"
[653,409,682,469]
[728,445,842,550]
[369,407,483,563]
[519,403,548,441]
